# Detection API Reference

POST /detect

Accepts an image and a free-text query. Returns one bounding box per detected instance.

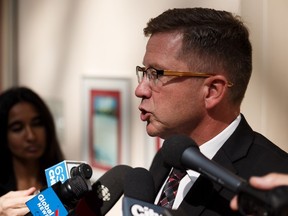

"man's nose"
[135,79,152,98]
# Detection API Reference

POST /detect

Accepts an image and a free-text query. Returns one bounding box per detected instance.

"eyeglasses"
[136,66,234,87]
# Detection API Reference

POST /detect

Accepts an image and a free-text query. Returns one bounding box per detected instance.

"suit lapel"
[213,114,255,168]
[178,115,255,215]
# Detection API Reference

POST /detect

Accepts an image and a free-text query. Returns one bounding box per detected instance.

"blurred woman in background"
[0,86,64,215]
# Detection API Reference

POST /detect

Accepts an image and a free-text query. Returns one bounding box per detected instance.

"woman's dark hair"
[0,86,64,187]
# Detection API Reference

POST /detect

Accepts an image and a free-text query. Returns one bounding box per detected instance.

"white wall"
[240,0,288,151]
[17,0,241,169]
[16,0,288,166]
[13,0,288,215]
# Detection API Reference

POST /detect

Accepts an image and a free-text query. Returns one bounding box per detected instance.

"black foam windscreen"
[58,175,90,208]
[161,135,198,169]
[149,148,172,192]
[75,164,132,216]
[124,167,156,203]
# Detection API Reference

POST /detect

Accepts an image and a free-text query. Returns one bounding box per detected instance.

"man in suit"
[135,8,288,215]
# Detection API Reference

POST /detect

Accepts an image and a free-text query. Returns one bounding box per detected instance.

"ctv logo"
[131,204,163,216]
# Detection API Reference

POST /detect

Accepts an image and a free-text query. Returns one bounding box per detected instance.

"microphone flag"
[123,196,168,216]
[26,187,68,216]
[45,160,87,187]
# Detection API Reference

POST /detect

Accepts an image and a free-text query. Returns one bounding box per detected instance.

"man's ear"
[203,75,228,109]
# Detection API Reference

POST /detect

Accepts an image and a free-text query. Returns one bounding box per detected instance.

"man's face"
[135,32,206,139]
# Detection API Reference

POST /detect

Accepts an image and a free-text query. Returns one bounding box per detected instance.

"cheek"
[153,92,185,122]
[37,128,47,147]
[162,87,204,119]
[7,133,23,153]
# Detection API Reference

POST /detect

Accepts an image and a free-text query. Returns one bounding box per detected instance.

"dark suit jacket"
[149,114,288,216]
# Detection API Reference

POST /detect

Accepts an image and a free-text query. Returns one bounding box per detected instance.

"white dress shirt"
[154,115,241,209]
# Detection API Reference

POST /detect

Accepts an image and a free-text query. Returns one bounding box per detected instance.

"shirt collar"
[186,114,241,177]
[199,114,241,160]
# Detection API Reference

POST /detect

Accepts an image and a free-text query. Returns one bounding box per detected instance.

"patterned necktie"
[158,168,186,208]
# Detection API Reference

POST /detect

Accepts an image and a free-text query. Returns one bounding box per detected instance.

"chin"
[146,128,163,138]
[25,152,43,160]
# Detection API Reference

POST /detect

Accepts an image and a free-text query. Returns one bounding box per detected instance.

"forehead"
[8,102,38,122]
[143,32,184,68]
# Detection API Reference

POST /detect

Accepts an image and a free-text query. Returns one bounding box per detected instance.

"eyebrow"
[8,115,41,128]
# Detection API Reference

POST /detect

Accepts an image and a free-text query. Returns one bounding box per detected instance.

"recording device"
[122,167,186,216]
[26,175,90,216]
[74,164,133,216]
[161,135,288,216]
[45,160,92,187]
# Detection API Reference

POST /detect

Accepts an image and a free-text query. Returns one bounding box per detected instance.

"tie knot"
[170,168,186,180]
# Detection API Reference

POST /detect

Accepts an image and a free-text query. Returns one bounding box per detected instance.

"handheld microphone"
[161,135,246,192]
[161,135,288,216]
[26,175,90,216]
[122,167,186,216]
[45,160,92,187]
[74,164,133,216]
[70,163,93,180]
[124,167,156,202]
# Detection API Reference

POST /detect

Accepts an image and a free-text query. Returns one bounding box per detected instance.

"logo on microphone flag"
[45,160,85,187]
[26,187,68,216]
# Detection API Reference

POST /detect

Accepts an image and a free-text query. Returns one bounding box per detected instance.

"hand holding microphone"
[25,175,90,216]
[231,173,288,216]
[0,187,37,216]
[161,135,288,216]
[26,162,132,216]
[25,161,93,216]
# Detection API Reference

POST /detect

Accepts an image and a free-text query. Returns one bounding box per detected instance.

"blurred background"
[1,0,288,178]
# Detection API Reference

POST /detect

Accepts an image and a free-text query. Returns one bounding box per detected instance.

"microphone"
[149,148,172,192]
[45,160,93,187]
[161,135,247,192]
[122,167,186,216]
[74,164,133,216]
[26,175,90,216]
[70,163,93,180]
[161,135,288,216]
[124,167,156,202]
